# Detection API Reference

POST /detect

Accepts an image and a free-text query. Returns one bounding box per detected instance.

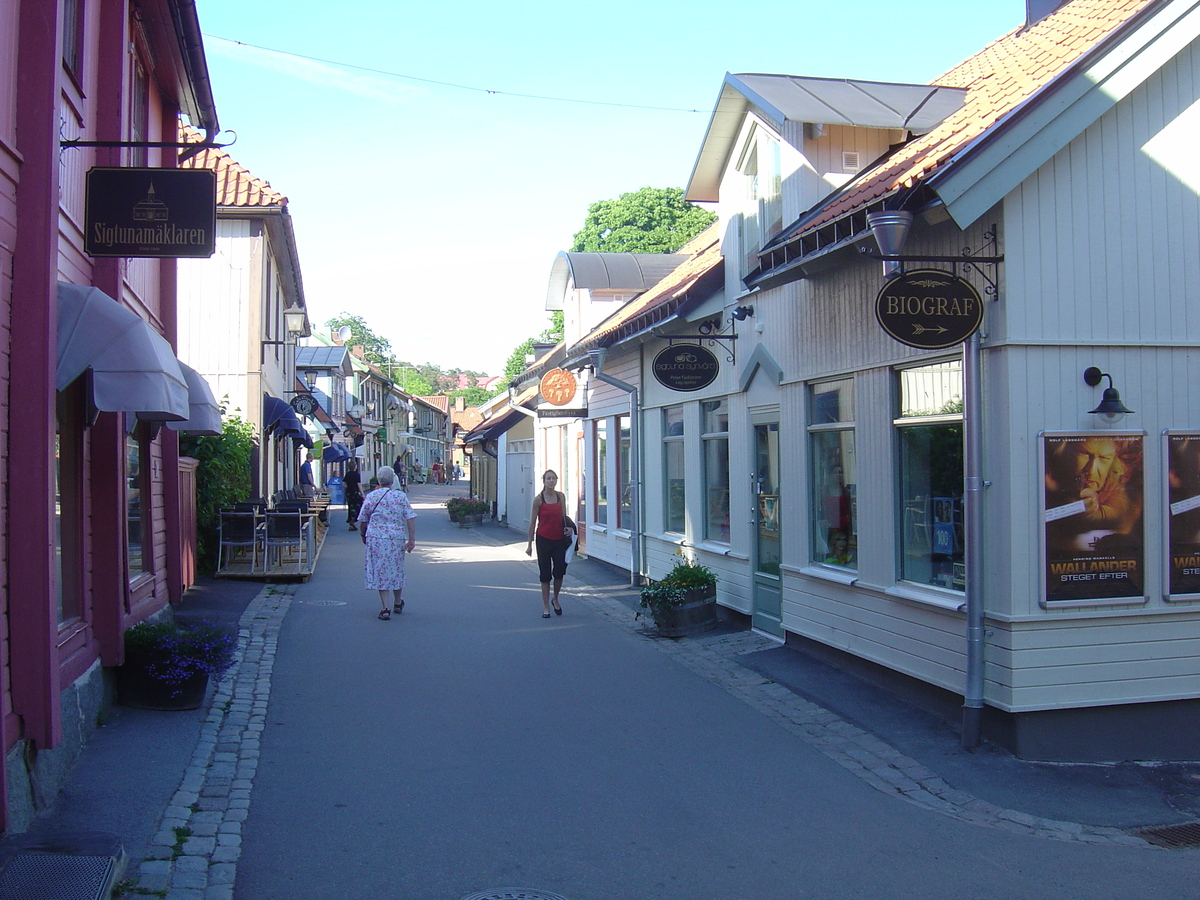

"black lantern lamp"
[1084,367,1134,423]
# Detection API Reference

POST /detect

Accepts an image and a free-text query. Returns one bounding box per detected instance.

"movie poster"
[1042,433,1145,604]
[1166,432,1200,599]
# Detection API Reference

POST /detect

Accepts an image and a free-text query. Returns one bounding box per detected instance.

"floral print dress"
[358,488,417,590]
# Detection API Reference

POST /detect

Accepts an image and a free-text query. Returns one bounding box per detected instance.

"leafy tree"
[325,313,392,365]
[179,407,255,574]
[502,337,536,384]
[571,186,715,254]
[451,386,493,406]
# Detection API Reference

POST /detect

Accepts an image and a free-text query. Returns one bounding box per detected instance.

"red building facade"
[0,0,219,830]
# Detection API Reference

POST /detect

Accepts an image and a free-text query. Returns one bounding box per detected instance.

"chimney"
[456,397,466,412]
[1026,0,1068,25]
[350,344,366,359]
[331,330,344,345]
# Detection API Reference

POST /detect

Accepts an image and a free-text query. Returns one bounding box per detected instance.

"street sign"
[539,368,577,406]
[85,167,216,258]
[875,269,983,349]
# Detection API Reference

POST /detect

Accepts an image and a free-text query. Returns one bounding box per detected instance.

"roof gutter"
[170,0,220,139]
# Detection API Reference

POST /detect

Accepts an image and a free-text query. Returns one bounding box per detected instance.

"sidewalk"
[3,480,1198,897]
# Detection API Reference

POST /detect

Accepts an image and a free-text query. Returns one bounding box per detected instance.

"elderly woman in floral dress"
[358,466,417,620]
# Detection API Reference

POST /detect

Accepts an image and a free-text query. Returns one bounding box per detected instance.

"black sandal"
[378,609,390,620]
[393,601,405,614]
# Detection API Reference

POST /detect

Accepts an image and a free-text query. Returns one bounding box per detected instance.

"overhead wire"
[203,33,708,114]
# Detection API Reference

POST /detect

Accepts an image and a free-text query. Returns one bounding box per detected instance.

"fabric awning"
[263,395,305,439]
[56,282,188,421]
[168,363,222,436]
[322,443,350,462]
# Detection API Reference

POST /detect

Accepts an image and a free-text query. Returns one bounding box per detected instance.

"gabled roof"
[686,74,968,203]
[180,126,287,209]
[791,0,1155,237]
[545,251,690,310]
[296,345,352,371]
[519,225,724,385]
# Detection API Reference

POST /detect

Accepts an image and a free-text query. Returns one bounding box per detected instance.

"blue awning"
[56,282,189,421]
[168,363,222,436]
[322,443,350,462]
[264,395,306,439]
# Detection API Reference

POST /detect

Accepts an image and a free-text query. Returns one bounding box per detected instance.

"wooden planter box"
[652,586,718,637]
[116,650,210,710]
[457,513,485,527]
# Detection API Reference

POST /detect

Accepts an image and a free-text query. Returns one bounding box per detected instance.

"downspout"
[961,331,985,749]
[588,348,640,586]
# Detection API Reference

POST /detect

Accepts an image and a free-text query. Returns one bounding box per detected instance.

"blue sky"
[196,0,1028,374]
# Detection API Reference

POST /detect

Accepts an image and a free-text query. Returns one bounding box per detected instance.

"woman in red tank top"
[525,470,576,617]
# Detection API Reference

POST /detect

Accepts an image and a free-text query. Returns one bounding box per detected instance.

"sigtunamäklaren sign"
[652,344,720,392]
[85,167,216,258]
[875,269,983,350]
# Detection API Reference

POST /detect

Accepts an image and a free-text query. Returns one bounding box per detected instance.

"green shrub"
[180,404,254,574]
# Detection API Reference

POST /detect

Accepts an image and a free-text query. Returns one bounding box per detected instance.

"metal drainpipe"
[587,349,640,586]
[961,330,985,749]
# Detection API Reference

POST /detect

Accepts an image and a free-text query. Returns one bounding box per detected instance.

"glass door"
[752,423,783,636]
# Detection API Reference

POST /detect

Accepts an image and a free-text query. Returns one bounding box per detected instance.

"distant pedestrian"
[524,469,576,618]
[344,459,363,531]
[298,452,315,499]
[358,466,417,620]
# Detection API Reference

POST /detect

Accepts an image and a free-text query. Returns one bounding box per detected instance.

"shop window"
[594,419,608,526]
[702,399,730,543]
[663,406,685,533]
[126,422,152,577]
[809,379,856,567]
[617,415,631,529]
[896,361,964,590]
[56,383,84,622]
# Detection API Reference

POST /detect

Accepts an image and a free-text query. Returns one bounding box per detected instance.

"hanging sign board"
[539,368,578,406]
[652,345,720,392]
[85,167,216,258]
[875,269,983,349]
[290,394,317,417]
[537,407,587,419]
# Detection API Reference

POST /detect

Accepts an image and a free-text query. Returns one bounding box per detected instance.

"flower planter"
[116,650,210,710]
[652,586,718,637]
[458,513,485,527]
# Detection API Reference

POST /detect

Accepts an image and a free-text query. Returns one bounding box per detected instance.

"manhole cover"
[1135,821,1200,849]
[459,891,570,900]
[301,599,346,607]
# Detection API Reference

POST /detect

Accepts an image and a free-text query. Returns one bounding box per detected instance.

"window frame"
[894,360,965,592]
[126,420,153,580]
[662,406,685,534]
[701,399,730,544]
[808,378,857,569]
[593,418,608,527]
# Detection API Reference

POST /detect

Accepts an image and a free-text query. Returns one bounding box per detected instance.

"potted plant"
[446,496,489,526]
[638,555,718,637]
[116,619,238,710]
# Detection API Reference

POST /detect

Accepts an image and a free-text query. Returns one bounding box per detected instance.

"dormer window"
[738,126,782,277]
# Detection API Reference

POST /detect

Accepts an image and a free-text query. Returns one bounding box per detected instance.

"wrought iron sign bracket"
[664,326,739,364]
[859,225,1004,298]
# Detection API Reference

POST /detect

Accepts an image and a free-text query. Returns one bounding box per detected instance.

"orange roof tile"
[179,125,288,209]
[797,0,1153,235]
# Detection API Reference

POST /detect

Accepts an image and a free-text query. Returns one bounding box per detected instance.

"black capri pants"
[535,534,570,583]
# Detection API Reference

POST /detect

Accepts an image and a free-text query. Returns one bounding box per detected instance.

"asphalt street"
[227,484,1200,900]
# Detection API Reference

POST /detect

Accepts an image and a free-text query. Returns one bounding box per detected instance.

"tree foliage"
[180,408,255,574]
[325,313,392,365]
[570,186,715,254]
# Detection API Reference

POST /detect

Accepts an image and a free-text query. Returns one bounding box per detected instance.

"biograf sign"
[1166,432,1200,599]
[875,269,983,350]
[652,344,720,392]
[1041,432,1145,604]
[85,167,216,258]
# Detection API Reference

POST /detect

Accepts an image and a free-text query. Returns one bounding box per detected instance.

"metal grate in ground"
[1135,821,1200,849]
[458,891,571,900]
[0,853,118,900]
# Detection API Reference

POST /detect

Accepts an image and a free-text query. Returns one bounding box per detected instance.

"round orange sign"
[539,368,577,406]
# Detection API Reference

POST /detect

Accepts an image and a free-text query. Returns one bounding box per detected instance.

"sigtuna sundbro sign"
[652,344,720,392]
[874,268,983,350]
[85,167,216,258]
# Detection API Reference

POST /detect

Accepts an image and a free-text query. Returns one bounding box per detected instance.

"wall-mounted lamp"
[304,370,317,390]
[1083,367,1134,423]
[867,209,914,278]
[697,315,723,335]
[731,305,755,321]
